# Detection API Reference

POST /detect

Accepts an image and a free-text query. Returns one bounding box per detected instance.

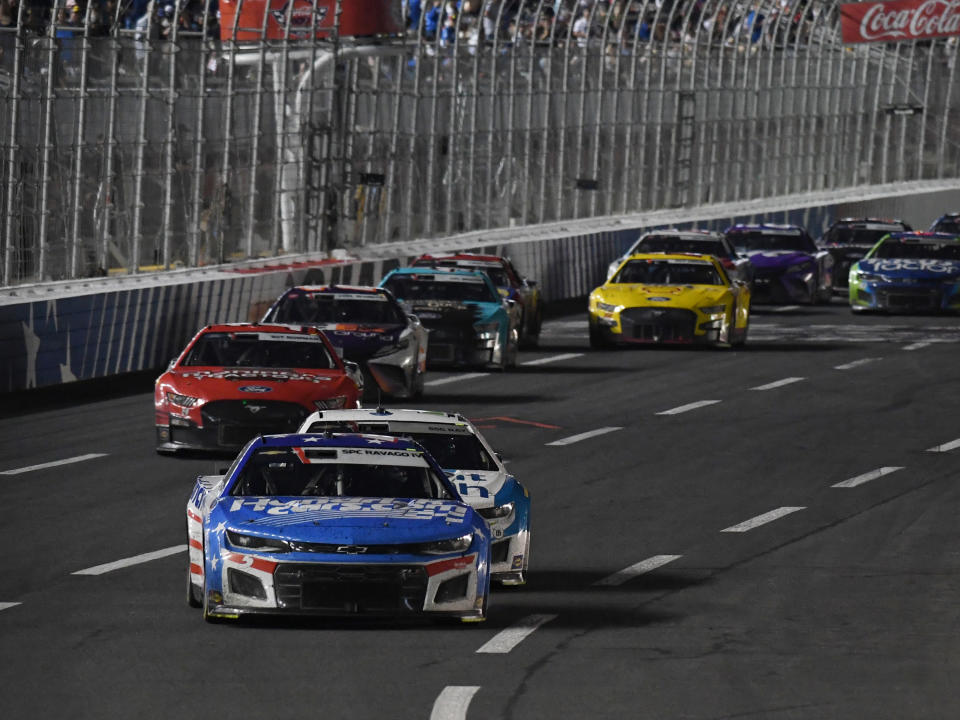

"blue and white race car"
[379,267,518,370]
[300,408,531,586]
[186,433,491,621]
[848,231,960,313]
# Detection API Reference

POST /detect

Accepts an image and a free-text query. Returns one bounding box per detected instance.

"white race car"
[300,408,531,585]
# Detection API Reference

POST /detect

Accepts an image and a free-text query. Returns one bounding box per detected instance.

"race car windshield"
[418,262,511,287]
[231,448,452,499]
[727,231,816,253]
[382,275,498,303]
[932,218,960,234]
[635,237,732,258]
[822,226,901,246]
[872,240,960,260]
[613,260,722,285]
[181,333,335,369]
[267,294,406,325]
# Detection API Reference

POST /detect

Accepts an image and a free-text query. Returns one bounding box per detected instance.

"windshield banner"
[841,0,960,43]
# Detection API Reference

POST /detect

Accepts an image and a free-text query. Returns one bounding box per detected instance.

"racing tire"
[201,572,222,623]
[187,566,203,608]
[589,323,612,350]
[732,318,749,348]
[520,308,542,349]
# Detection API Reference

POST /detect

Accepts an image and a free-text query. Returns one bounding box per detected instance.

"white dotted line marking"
[721,507,806,533]
[927,438,960,453]
[656,400,721,416]
[750,376,805,391]
[476,613,558,654]
[521,352,584,366]
[0,453,108,475]
[594,555,683,587]
[424,373,489,387]
[546,427,622,446]
[430,686,480,720]
[832,466,904,488]
[834,357,881,370]
[73,545,186,576]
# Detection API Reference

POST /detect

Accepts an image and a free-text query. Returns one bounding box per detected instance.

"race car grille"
[490,539,511,565]
[286,540,423,554]
[426,327,477,364]
[879,289,939,311]
[201,401,309,447]
[620,308,696,342]
[274,563,428,613]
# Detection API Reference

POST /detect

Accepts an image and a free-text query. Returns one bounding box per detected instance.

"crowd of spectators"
[0,0,219,35]
[402,1,824,50]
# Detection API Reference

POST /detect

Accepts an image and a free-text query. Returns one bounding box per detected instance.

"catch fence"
[2,0,959,285]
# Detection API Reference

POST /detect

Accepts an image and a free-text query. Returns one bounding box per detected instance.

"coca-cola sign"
[841,0,960,43]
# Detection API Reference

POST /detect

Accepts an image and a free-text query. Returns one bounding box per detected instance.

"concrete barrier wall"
[7,182,953,395]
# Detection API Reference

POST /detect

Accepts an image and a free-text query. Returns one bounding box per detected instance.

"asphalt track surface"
[2,302,960,719]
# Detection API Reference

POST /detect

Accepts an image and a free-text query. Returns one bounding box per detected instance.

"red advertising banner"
[219,0,404,42]
[840,0,960,43]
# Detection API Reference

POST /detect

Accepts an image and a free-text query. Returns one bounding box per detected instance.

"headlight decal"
[416,532,474,555]
[166,391,199,407]
[226,530,291,553]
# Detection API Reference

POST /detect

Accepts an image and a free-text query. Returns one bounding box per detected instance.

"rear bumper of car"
[156,401,310,453]
[203,551,487,620]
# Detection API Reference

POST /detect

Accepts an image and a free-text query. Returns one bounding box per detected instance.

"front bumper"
[751,270,816,304]
[156,400,310,453]
[849,281,960,314]
[592,308,723,346]
[203,551,486,620]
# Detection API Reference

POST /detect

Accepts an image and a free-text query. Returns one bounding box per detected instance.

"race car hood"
[445,468,507,509]
[221,497,473,544]
[598,284,729,309]
[402,300,488,327]
[745,250,815,269]
[163,367,352,402]
[308,324,405,360]
[858,257,960,279]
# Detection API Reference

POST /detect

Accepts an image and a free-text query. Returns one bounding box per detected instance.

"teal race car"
[379,267,518,370]
[848,231,960,313]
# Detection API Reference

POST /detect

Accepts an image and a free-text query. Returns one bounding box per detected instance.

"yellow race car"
[588,253,751,348]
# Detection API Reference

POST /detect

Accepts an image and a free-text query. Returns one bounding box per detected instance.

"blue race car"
[379,267,518,370]
[725,223,833,304]
[929,212,960,234]
[300,408,532,586]
[186,433,491,621]
[261,285,428,399]
[848,231,960,314]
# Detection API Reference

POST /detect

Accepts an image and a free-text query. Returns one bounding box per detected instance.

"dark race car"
[261,285,428,400]
[929,212,960,234]
[818,218,912,292]
[849,231,960,314]
[379,267,518,370]
[724,223,833,304]
[411,254,542,348]
[155,323,362,454]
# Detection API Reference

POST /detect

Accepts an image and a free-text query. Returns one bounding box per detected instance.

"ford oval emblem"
[238,385,273,393]
[646,297,671,302]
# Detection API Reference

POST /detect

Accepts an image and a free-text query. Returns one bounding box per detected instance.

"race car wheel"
[589,323,612,350]
[732,318,749,348]
[187,567,203,608]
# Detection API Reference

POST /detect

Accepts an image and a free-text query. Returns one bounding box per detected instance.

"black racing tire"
[201,573,219,623]
[589,323,612,350]
[187,566,203,608]
[732,317,749,348]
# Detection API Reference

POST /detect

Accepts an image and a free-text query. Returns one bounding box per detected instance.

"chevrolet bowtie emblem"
[337,545,368,554]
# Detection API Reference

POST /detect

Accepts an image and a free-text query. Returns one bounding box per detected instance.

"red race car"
[155,323,362,454]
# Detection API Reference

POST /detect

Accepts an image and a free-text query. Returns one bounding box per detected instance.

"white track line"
[594,555,683,587]
[0,453,108,476]
[903,342,931,351]
[476,613,557,654]
[0,602,21,612]
[73,545,186,576]
[770,305,800,312]
[927,438,960,453]
[656,400,721,416]
[430,687,480,720]
[721,507,806,533]
[424,373,488,387]
[521,352,584,366]
[750,377,805,391]
[545,427,622,446]
[832,466,904,488]
[834,357,881,370]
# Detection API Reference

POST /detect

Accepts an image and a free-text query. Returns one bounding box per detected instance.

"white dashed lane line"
[656,400,721,416]
[476,613,557,654]
[521,352,584,366]
[0,453,109,475]
[430,687,480,720]
[0,602,21,612]
[545,427,622,446]
[750,377,805,391]
[594,555,683,587]
[424,373,489,387]
[721,507,806,533]
[73,545,186,576]
[903,341,931,351]
[834,357,881,370]
[769,305,800,312]
[927,438,960,453]
[832,466,904,488]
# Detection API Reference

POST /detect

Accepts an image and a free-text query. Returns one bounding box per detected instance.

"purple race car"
[725,223,834,305]
[262,285,428,399]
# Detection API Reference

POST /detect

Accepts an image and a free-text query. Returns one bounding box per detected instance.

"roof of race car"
[197,322,329,336]
[249,432,424,451]
[622,252,721,265]
[384,266,491,282]
[304,408,470,428]
[414,253,507,267]
[833,217,907,227]
[638,229,724,241]
[724,223,806,235]
[283,285,390,296]
[882,231,960,244]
